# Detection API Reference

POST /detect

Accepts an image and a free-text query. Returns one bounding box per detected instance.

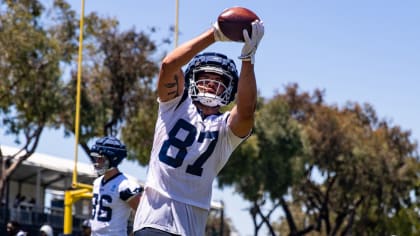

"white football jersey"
[91,172,141,236]
[133,92,245,235]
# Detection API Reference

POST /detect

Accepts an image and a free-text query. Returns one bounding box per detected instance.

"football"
[217,6,260,42]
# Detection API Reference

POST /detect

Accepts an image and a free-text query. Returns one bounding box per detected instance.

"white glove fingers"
[251,21,258,40]
[257,20,265,35]
[242,29,251,43]
[238,20,264,64]
[252,20,264,44]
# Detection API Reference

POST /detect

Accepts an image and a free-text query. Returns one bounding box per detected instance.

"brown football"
[217,6,260,42]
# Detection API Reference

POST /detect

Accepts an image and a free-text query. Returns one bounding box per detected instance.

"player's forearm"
[127,194,141,211]
[227,61,256,137]
[236,61,257,118]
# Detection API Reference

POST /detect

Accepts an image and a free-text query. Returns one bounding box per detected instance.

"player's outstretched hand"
[213,21,232,42]
[238,20,264,64]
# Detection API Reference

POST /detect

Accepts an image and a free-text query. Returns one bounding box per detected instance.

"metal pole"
[64,0,87,234]
[175,0,179,47]
[72,0,86,186]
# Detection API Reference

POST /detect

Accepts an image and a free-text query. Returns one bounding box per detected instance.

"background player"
[6,221,26,236]
[39,224,53,236]
[132,13,264,236]
[89,136,143,236]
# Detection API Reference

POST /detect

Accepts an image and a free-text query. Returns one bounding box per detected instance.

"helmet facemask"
[185,52,239,107]
[189,68,233,107]
[90,152,112,176]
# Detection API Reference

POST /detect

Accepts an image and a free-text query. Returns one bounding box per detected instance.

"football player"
[132,15,264,236]
[89,136,143,236]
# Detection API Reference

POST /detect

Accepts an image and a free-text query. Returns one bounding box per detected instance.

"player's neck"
[195,102,220,117]
[103,168,120,181]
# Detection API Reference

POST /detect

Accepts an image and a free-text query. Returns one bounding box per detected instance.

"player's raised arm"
[158,29,216,102]
[228,20,264,137]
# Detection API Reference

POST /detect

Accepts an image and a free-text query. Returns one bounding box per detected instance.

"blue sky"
[2,0,420,235]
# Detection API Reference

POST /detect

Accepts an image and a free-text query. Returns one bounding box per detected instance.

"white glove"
[238,20,264,64]
[212,21,231,42]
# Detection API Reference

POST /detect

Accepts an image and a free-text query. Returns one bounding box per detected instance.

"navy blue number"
[159,119,196,167]
[159,119,219,176]
[186,131,218,176]
[91,193,112,222]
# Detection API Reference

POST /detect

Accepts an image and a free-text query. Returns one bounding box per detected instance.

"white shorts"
[133,187,209,236]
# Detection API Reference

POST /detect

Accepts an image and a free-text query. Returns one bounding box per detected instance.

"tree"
[205,208,234,236]
[60,12,167,163]
[219,83,419,235]
[0,0,78,200]
[218,94,308,235]
[276,84,419,235]
[0,0,169,199]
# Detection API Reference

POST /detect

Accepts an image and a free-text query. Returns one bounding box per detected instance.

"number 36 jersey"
[91,173,141,236]
[146,93,245,210]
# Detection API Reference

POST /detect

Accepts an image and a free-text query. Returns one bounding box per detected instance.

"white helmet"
[40,224,53,236]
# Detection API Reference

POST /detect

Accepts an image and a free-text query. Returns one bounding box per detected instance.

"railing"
[0,205,88,235]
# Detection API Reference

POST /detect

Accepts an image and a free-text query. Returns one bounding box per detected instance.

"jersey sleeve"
[118,176,143,202]
[158,90,189,113]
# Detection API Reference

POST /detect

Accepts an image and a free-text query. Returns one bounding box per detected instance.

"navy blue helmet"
[89,136,127,175]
